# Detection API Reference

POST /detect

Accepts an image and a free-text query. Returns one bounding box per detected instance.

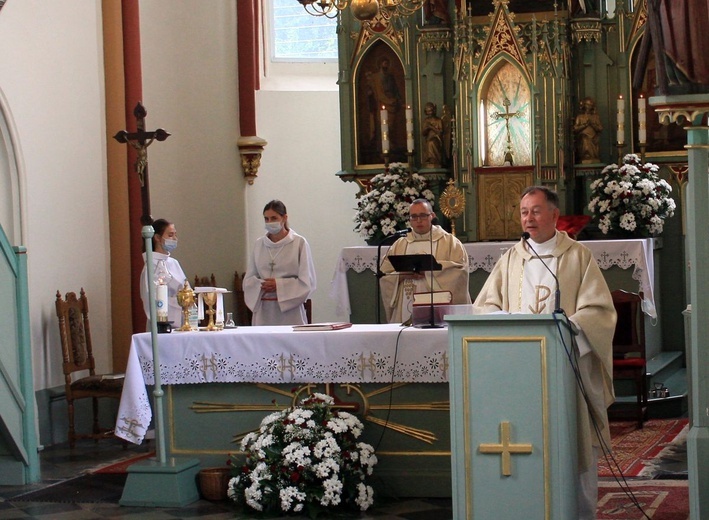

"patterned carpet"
[598,418,689,478]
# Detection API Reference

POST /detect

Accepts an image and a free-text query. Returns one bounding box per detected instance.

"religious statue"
[573,97,603,164]
[422,102,444,168]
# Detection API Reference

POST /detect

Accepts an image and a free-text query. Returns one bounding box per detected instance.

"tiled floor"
[0,438,453,519]
[0,430,688,520]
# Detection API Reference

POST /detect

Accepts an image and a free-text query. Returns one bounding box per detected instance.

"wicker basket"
[198,467,231,501]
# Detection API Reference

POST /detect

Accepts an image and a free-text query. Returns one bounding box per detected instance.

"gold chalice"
[176,281,195,331]
[202,291,218,331]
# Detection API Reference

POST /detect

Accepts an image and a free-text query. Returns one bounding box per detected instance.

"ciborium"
[176,280,196,331]
[202,291,219,331]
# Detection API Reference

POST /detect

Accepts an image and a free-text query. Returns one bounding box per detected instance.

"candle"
[380,106,389,153]
[405,105,414,153]
[617,95,625,145]
[156,284,168,321]
[638,94,647,145]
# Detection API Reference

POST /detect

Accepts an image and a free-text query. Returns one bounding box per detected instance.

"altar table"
[330,238,657,319]
[114,324,452,496]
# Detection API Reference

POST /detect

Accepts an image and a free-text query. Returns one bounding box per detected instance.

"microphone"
[521,232,561,313]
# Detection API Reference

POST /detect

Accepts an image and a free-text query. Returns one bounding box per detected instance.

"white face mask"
[163,238,178,252]
[265,222,283,235]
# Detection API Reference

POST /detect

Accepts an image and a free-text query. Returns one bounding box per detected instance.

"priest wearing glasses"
[379,198,471,323]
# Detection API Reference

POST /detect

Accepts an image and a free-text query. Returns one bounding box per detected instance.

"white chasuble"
[520,235,558,315]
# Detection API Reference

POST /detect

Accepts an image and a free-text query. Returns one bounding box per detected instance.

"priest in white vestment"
[380,198,471,323]
[474,186,616,520]
[244,200,316,326]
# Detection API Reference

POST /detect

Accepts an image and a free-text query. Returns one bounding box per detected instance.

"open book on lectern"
[388,254,442,273]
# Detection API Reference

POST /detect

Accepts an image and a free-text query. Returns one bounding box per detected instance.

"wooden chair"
[55,289,124,447]
[233,270,312,325]
[609,290,647,428]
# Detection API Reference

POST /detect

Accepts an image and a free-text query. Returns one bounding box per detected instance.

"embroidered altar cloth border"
[115,324,448,444]
[329,239,656,318]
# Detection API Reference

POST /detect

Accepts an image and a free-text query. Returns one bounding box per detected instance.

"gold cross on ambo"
[478,421,533,476]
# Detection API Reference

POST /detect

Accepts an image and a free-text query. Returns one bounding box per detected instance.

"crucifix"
[492,97,522,166]
[113,102,171,225]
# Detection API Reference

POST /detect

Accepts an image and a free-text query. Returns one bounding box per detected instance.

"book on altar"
[292,322,353,331]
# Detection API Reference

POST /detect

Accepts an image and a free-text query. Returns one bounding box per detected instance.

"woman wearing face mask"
[139,218,188,329]
[243,200,316,325]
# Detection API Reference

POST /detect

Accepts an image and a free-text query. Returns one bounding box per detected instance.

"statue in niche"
[424,0,451,25]
[573,97,603,164]
[422,102,444,168]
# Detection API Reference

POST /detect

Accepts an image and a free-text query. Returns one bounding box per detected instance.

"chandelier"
[297,0,423,21]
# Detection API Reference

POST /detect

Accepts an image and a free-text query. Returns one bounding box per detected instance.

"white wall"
[0,0,111,390]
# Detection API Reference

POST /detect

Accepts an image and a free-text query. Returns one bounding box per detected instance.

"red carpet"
[92,451,155,474]
[597,480,688,520]
[598,419,688,478]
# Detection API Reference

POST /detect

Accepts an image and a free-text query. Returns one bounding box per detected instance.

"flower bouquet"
[354,163,435,245]
[228,393,377,518]
[588,154,676,237]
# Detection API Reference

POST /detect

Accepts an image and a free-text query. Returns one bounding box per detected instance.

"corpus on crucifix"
[492,97,522,166]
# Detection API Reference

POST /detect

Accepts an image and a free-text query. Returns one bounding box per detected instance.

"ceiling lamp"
[297,0,423,22]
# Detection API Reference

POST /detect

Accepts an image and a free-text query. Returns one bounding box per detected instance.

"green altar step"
[611,351,688,420]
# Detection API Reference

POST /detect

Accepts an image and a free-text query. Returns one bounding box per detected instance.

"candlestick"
[405,105,414,153]
[380,106,389,154]
[617,95,625,145]
[638,94,647,145]
[616,95,625,145]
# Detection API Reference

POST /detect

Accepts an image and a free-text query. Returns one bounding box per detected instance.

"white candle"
[380,106,389,153]
[617,95,625,145]
[638,95,647,144]
[156,284,168,321]
[405,105,414,153]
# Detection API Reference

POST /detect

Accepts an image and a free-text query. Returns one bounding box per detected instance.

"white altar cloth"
[329,239,656,319]
[115,324,448,444]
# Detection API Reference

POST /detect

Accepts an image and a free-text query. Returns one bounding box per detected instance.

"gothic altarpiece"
[335,0,688,242]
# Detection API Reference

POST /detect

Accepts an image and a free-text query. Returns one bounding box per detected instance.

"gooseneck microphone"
[375,228,412,324]
[521,232,562,313]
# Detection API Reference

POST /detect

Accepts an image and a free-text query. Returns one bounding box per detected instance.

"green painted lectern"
[447,314,579,519]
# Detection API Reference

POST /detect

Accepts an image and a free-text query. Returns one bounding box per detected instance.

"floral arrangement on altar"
[227,393,378,518]
[588,154,676,237]
[354,162,435,245]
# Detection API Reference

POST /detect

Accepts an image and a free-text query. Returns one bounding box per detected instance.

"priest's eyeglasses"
[409,213,431,221]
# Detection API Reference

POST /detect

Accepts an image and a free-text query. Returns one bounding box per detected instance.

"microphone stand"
[375,229,410,324]
[420,225,444,329]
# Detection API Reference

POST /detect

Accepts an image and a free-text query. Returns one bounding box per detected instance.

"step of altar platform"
[611,351,688,420]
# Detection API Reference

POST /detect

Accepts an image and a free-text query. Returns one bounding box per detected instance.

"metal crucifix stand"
[114,103,200,507]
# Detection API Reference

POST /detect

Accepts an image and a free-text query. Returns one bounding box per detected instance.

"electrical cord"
[373,323,411,453]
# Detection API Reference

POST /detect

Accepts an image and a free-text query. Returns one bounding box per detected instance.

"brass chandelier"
[297,0,423,21]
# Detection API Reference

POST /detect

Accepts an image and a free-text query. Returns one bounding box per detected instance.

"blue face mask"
[163,238,178,252]
[265,222,283,235]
